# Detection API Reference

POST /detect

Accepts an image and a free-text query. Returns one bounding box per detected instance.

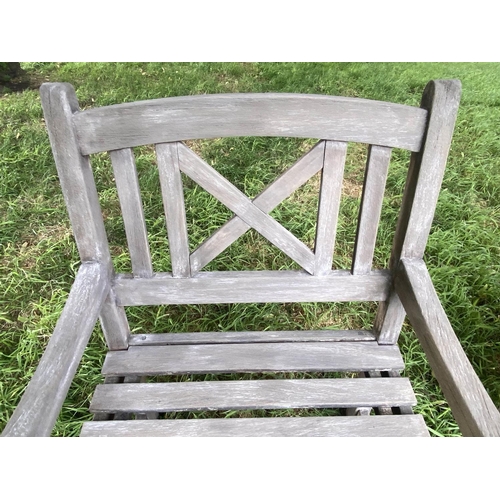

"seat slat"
[80,415,430,437]
[102,342,404,376]
[90,377,417,413]
[128,329,377,346]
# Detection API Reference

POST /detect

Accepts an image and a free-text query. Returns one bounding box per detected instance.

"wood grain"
[128,330,377,346]
[376,80,462,344]
[2,262,109,436]
[110,148,153,278]
[80,415,430,437]
[190,141,326,273]
[178,144,316,273]
[90,377,417,413]
[314,141,347,275]
[74,93,428,155]
[39,82,111,266]
[352,145,391,275]
[113,269,391,305]
[395,258,500,437]
[102,341,404,376]
[156,142,191,277]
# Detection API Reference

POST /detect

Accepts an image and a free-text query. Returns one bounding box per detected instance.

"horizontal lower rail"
[90,377,417,413]
[113,270,391,305]
[80,415,430,437]
[128,330,377,346]
[102,342,404,376]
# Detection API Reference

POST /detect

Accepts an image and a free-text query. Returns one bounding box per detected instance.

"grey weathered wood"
[102,342,404,376]
[90,377,417,413]
[113,270,391,305]
[39,83,111,266]
[74,93,428,155]
[1,262,109,437]
[352,145,391,275]
[128,329,377,346]
[376,80,462,344]
[155,142,191,278]
[190,141,326,274]
[80,415,430,437]
[314,140,347,275]
[39,82,128,351]
[395,258,500,437]
[178,144,316,274]
[110,148,153,278]
[98,288,130,350]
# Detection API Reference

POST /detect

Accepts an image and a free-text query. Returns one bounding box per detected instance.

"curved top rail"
[72,93,428,154]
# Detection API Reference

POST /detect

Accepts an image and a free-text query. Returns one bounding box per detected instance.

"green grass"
[1,62,499,436]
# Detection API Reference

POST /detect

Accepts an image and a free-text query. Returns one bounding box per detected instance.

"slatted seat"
[3,79,500,437]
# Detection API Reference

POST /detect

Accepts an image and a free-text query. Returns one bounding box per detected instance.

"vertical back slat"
[314,140,347,275]
[375,79,462,344]
[156,142,191,278]
[110,148,153,278]
[352,145,391,275]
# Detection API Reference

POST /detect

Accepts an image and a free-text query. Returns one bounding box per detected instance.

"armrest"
[395,258,500,437]
[2,261,110,437]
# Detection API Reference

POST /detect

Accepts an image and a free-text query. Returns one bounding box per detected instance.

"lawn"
[1,62,499,436]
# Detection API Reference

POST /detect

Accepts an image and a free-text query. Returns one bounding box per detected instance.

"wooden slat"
[156,142,191,277]
[395,258,500,437]
[110,148,153,278]
[190,141,326,274]
[102,342,404,376]
[352,145,391,275]
[376,80,462,344]
[74,93,428,155]
[178,144,315,274]
[81,415,430,437]
[98,288,130,350]
[314,140,347,275]
[113,270,391,305]
[128,330,377,346]
[90,377,417,413]
[1,262,109,437]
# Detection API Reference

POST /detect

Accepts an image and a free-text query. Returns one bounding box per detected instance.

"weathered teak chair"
[3,80,500,437]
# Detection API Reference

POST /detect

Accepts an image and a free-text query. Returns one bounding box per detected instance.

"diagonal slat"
[110,148,153,278]
[90,377,417,413]
[177,143,316,274]
[156,142,191,277]
[190,141,326,273]
[352,145,391,274]
[314,140,348,275]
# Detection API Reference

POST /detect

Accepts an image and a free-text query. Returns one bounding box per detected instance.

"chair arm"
[2,262,111,437]
[394,258,500,436]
